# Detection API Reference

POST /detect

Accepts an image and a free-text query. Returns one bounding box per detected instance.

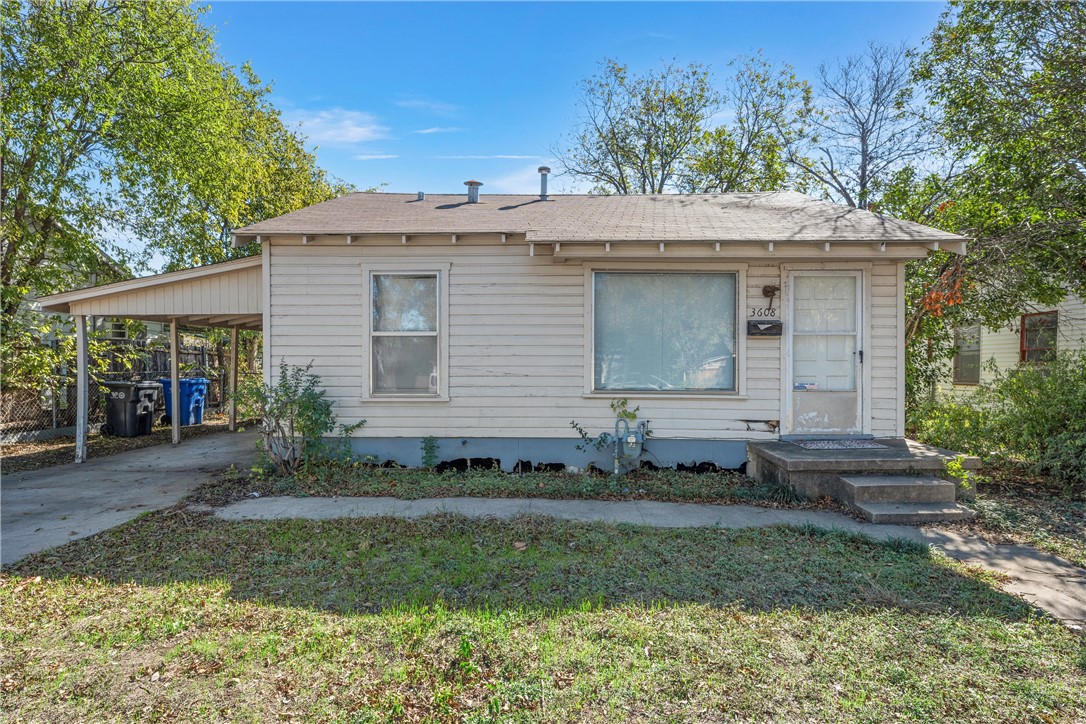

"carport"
[38,256,264,463]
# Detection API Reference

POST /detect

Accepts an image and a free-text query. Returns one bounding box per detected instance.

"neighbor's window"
[952,324,981,385]
[593,272,737,392]
[371,273,439,395]
[1020,311,1058,363]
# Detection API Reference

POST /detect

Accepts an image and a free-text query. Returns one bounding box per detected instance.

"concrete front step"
[854,502,976,524]
[838,474,957,505]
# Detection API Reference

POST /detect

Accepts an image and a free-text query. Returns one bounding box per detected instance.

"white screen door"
[787,271,863,434]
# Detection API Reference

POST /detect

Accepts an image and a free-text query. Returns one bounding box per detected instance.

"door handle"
[859,350,864,364]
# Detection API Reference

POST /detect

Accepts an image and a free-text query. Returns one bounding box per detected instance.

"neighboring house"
[947,294,1086,389]
[41,182,967,470]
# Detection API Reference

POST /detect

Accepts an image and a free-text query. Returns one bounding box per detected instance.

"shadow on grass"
[4,508,1040,622]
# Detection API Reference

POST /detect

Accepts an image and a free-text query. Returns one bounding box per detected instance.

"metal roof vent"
[464,180,483,203]
[537,166,551,201]
[417,191,425,201]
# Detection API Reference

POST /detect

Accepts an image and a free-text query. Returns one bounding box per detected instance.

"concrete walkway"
[211,495,1086,625]
[1,431,258,564]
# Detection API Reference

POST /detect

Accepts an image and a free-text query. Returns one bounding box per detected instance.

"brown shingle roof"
[233,190,965,243]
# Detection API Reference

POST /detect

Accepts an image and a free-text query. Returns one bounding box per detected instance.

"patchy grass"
[189,462,821,511]
[3,511,1084,722]
[940,472,1086,569]
[0,414,256,474]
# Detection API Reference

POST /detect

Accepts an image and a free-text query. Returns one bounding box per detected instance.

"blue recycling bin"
[158,377,210,426]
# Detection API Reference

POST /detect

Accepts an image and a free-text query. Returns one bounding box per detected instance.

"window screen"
[371,273,439,394]
[593,272,737,392]
[953,325,981,384]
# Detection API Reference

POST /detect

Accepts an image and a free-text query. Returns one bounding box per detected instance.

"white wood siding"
[268,239,906,439]
[66,265,262,319]
[869,262,903,437]
[942,294,1086,392]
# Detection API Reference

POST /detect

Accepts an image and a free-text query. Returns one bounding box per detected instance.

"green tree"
[886,2,1086,399]
[559,59,719,194]
[1,0,348,387]
[914,0,1086,297]
[681,53,814,194]
[0,0,347,319]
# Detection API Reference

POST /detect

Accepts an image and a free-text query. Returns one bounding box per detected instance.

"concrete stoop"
[747,439,980,524]
[839,475,976,524]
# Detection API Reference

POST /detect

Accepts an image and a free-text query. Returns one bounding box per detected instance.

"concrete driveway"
[1,431,258,565]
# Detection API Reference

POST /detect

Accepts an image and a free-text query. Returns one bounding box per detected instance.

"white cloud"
[413,127,463,134]
[353,154,399,161]
[395,97,460,116]
[486,164,555,194]
[436,154,541,160]
[487,163,587,194]
[285,108,389,145]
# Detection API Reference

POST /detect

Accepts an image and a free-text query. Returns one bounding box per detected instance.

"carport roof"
[38,256,263,330]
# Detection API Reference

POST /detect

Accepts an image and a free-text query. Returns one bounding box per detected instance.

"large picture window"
[1020,311,1058,363]
[952,324,981,385]
[593,272,737,392]
[371,273,439,395]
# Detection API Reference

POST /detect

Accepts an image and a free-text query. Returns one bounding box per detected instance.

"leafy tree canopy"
[911,0,1086,300]
[559,59,718,194]
[884,1,1086,397]
[0,0,349,323]
[0,0,350,387]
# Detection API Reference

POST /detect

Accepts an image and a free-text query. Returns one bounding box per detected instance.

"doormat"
[793,440,888,450]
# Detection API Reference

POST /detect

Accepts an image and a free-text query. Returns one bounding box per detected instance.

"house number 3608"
[749,307,778,318]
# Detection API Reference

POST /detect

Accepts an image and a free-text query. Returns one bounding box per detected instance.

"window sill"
[582,392,749,401]
[361,395,450,403]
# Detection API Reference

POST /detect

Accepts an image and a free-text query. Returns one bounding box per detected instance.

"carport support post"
[228,326,239,432]
[169,319,181,445]
[74,314,89,463]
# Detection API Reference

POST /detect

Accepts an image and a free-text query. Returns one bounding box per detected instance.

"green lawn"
[945,476,1086,569]
[3,511,1083,722]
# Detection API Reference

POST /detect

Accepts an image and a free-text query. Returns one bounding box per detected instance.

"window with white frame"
[593,271,738,392]
[370,273,440,395]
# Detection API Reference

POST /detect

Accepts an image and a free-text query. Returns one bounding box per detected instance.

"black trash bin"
[100,381,162,437]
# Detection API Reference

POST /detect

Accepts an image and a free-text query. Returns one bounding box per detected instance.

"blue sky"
[204,1,947,195]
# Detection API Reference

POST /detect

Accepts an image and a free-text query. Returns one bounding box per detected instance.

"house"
[41,178,981,520]
[947,294,1086,389]
[221,178,966,470]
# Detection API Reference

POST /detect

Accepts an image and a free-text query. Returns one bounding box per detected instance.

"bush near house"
[908,351,1086,495]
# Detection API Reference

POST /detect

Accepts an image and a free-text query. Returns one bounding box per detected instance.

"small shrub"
[241,360,364,475]
[1034,432,1086,496]
[909,351,1086,494]
[983,352,1086,466]
[421,436,438,469]
[906,394,992,457]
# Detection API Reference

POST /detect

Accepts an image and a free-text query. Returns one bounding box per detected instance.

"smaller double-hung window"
[368,269,447,398]
[952,325,981,385]
[1020,311,1058,364]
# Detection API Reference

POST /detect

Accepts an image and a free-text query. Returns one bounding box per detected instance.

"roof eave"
[38,256,263,312]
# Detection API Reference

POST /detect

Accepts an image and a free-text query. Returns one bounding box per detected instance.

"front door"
[787,271,863,435]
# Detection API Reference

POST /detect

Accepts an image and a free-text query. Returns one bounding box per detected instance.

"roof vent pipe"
[538,166,551,201]
[464,180,483,203]
[417,191,425,201]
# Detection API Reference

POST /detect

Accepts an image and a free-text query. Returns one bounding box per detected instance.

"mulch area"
[0,414,253,474]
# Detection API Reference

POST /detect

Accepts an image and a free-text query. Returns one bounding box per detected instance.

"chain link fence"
[1,340,263,443]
